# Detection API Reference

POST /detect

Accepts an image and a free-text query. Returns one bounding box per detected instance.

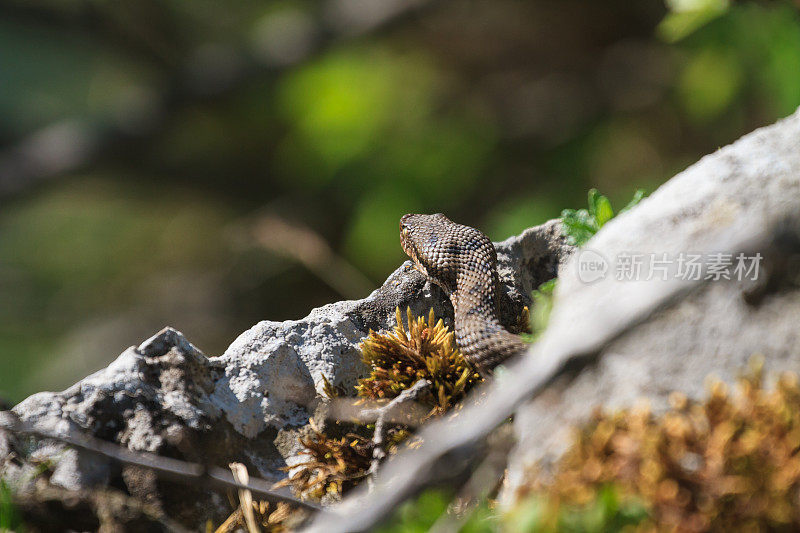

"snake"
[400,213,527,372]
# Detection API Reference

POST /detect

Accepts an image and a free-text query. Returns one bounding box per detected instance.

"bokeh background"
[1,0,799,402]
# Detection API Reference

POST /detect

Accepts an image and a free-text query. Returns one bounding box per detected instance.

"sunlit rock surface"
[503,106,800,502]
[2,216,570,527]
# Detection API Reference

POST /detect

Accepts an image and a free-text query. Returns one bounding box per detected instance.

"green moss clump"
[282,308,484,502]
[356,307,483,416]
[276,423,373,501]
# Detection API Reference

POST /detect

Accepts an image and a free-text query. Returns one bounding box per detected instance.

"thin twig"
[250,214,374,299]
[0,412,321,511]
[360,379,431,489]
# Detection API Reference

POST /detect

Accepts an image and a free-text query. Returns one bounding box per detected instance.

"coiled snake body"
[400,213,526,371]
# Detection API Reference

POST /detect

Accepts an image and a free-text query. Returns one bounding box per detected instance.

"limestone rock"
[9,328,217,486]
[503,106,800,499]
[2,217,570,527]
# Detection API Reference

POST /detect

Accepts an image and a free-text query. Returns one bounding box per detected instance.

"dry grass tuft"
[214,501,299,533]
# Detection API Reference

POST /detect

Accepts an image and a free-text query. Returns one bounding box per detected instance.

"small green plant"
[522,279,557,343]
[561,188,645,247]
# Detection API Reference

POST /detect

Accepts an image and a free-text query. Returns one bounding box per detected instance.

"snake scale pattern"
[400,213,526,371]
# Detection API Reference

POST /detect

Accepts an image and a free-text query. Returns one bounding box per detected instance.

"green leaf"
[657,0,730,43]
[560,208,598,247]
[586,188,601,217]
[587,189,614,227]
[620,189,646,213]
[594,196,615,228]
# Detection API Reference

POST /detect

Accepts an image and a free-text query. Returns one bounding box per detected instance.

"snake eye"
[400,215,412,236]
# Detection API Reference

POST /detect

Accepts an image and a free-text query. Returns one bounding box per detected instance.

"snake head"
[400,213,460,294]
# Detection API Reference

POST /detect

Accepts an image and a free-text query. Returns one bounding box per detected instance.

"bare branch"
[363,379,431,488]
[0,411,321,512]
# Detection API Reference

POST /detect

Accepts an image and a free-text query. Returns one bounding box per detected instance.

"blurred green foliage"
[506,486,648,533]
[0,0,799,402]
[376,485,647,533]
[0,478,22,532]
[277,47,495,277]
[375,489,453,533]
[521,278,557,344]
[658,0,731,43]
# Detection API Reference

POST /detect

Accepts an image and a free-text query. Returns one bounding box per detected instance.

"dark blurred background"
[1,0,798,402]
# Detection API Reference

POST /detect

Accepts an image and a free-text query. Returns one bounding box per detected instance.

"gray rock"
[3,217,570,527]
[210,218,570,438]
[503,106,800,499]
[7,328,220,493]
